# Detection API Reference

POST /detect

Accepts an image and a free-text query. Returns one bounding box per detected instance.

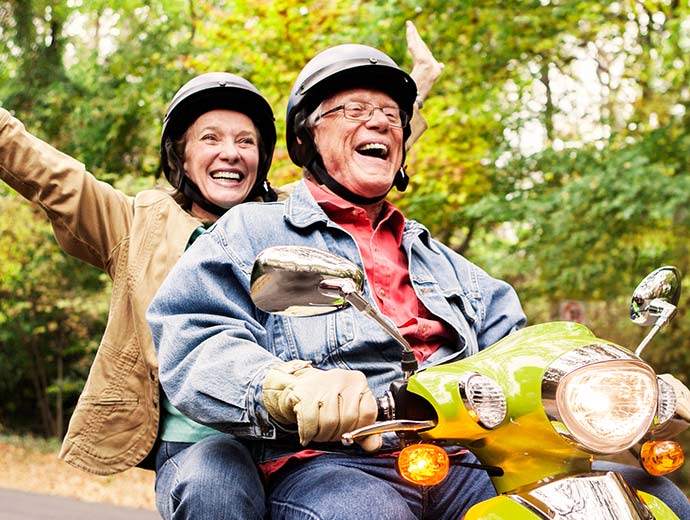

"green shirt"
[159,225,219,442]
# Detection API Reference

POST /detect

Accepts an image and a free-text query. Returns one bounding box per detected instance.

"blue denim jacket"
[148,180,526,462]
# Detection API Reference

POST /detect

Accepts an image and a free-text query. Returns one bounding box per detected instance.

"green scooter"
[251,246,687,520]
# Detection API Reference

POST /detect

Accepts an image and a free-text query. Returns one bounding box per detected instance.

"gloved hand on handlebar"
[659,373,690,422]
[262,360,382,451]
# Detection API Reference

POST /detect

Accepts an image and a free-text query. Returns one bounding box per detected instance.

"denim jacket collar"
[285,180,439,254]
[284,180,330,229]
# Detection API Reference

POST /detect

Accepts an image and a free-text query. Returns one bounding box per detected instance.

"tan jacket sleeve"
[0,107,134,273]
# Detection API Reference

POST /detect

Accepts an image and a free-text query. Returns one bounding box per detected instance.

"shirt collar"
[305,179,406,246]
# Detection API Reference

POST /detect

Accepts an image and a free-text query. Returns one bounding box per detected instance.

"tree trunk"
[28,337,56,436]
[56,341,64,439]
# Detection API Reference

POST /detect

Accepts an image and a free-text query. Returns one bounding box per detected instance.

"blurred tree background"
[1,0,690,492]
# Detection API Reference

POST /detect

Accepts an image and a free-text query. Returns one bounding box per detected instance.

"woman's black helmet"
[160,72,277,211]
[286,44,417,169]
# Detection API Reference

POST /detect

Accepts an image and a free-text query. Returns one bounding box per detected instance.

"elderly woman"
[1,71,276,518]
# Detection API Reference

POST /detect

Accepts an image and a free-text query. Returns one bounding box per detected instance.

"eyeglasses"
[318,101,409,128]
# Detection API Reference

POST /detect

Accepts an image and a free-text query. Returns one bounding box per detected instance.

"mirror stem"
[320,279,419,377]
[635,299,677,357]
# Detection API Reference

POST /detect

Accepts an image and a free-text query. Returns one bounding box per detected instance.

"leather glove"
[262,360,381,451]
[659,373,690,422]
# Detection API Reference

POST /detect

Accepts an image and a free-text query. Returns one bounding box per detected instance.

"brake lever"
[341,419,436,445]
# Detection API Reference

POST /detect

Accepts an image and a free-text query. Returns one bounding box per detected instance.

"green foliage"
[0,432,63,453]
[0,193,109,435]
[468,122,690,300]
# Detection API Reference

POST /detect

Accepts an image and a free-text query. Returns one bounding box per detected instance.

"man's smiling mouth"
[356,142,389,159]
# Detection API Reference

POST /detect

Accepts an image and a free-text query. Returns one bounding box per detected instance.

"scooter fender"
[463,495,545,519]
[639,490,681,520]
[463,490,679,519]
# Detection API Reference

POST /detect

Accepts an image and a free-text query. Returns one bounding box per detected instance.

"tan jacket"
[0,107,202,475]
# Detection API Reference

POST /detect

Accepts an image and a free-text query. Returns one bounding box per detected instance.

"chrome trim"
[376,390,396,421]
[542,343,655,453]
[510,472,654,520]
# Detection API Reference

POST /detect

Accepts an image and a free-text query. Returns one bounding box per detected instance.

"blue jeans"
[154,435,266,520]
[265,451,495,520]
[593,461,690,519]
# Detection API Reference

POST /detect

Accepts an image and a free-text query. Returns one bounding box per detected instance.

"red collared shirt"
[306,179,453,363]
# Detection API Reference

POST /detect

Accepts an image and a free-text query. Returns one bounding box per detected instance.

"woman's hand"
[406,20,445,104]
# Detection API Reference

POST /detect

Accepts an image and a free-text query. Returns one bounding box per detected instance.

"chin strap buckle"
[394,167,409,192]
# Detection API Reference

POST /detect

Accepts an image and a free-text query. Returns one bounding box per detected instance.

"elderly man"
[148,43,525,519]
[148,44,690,519]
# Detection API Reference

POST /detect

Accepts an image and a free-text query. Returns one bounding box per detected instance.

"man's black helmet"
[160,72,276,205]
[286,44,417,168]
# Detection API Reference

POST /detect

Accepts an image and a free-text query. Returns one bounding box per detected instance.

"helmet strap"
[393,166,409,192]
[308,157,385,205]
[307,156,408,205]
[246,180,278,202]
[180,177,227,217]
[181,176,278,218]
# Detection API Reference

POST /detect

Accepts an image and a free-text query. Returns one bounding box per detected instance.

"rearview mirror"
[630,266,681,357]
[250,245,365,316]
[630,266,681,326]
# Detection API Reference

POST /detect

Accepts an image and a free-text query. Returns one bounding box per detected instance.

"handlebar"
[341,383,438,446]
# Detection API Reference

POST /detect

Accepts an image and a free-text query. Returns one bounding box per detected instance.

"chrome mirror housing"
[250,245,364,316]
[250,245,419,377]
[630,266,681,326]
[629,266,681,356]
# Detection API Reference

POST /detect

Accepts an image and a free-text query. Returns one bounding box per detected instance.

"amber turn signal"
[640,440,685,476]
[397,443,450,486]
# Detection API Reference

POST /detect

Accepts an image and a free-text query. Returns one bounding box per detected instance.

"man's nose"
[366,107,392,129]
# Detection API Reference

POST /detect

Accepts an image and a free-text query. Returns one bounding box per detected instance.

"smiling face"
[182,109,260,215]
[311,88,403,199]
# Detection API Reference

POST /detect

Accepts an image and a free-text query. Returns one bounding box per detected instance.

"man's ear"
[297,128,319,150]
[293,108,318,166]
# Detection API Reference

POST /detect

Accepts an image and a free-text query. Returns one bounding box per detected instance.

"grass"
[0,434,155,511]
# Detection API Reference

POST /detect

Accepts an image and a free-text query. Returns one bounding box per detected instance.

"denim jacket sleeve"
[147,228,282,439]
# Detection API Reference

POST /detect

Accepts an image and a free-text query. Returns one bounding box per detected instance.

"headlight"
[557,362,657,452]
[543,344,657,454]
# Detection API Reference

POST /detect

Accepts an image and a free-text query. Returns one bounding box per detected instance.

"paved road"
[0,488,159,519]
